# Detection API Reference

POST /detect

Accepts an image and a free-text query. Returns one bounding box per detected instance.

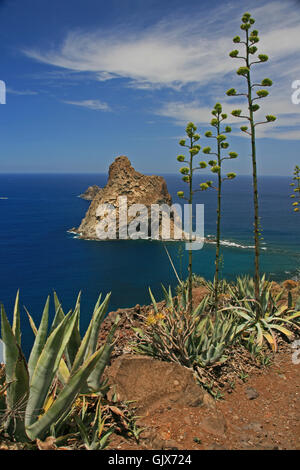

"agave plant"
[0,290,119,441]
[132,287,237,369]
[222,276,300,351]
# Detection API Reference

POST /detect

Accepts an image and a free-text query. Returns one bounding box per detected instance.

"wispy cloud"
[62,99,110,111]
[22,0,300,138]
[7,87,38,95]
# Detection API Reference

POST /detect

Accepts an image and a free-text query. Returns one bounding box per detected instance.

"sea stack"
[73,156,174,240]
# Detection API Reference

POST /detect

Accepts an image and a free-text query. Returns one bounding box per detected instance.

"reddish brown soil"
[107,346,300,451]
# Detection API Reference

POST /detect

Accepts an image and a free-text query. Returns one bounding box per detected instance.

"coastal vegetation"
[290,165,300,213]
[0,11,299,451]
[0,291,119,445]
[199,102,238,312]
[226,11,276,308]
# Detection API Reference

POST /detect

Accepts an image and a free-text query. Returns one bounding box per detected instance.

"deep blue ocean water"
[0,173,299,356]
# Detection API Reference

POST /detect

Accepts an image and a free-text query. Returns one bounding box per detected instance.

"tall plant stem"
[214,120,221,312]
[188,136,193,314]
[246,28,260,306]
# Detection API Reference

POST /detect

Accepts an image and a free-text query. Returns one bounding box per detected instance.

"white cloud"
[7,87,38,95]
[22,0,300,138]
[62,99,110,111]
[23,1,300,90]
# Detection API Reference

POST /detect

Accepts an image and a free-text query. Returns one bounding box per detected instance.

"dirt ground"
[107,347,300,450]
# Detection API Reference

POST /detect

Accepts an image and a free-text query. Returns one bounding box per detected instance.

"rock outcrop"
[106,355,206,413]
[79,185,102,200]
[73,156,175,240]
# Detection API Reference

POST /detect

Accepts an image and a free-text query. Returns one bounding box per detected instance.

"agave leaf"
[87,316,119,392]
[24,306,38,336]
[148,288,158,314]
[0,305,29,431]
[25,309,79,428]
[269,324,294,338]
[57,357,71,385]
[87,293,111,357]
[50,291,66,334]
[12,290,21,346]
[71,314,95,374]
[27,296,50,380]
[263,331,277,352]
[286,311,300,321]
[256,323,264,346]
[25,347,105,441]
[65,295,82,369]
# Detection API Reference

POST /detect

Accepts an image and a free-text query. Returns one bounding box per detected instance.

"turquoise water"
[0,174,299,355]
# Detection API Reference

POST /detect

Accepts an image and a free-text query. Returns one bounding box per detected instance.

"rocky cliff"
[72,156,174,240]
[79,185,102,200]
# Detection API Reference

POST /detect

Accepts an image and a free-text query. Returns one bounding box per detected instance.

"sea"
[0,173,299,356]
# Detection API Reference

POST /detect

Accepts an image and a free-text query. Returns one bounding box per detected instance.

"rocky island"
[71,156,179,240]
[79,185,102,200]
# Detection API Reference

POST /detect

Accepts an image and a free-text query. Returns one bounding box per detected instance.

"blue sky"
[0,0,300,174]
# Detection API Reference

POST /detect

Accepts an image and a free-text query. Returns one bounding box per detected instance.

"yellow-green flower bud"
[211,165,221,173]
[258,54,268,62]
[229,50,239,58]
[193,133,200,141]
[180,167,189,175]
[240,126,248,132]
[177,191,184,198]
[232,109,242,117]
[217,134,227,142]
[227,172,236,179]
[203,147,211,154]
[211,118,218,126]
[266,115,276,122]
[229,152,238,159]
[214,103,222,113]
[179,139,186,146]
[182,175,190,183]
[233,36,240,43]
[208,160,217,166]
[226,88,237,96]
[200,183,209,191]
[199,161,207,169]
[221,142,229,149]
[205,131,213,138]
[177,155,185,162]
[248,46,257,54]
[189,147,200,156]
[256,89,269,98]
[225,126,232,133]
[251,104,260,112]
[237,66,249,76]
[221,113,228,120]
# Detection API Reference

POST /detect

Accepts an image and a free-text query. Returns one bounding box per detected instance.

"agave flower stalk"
[290,165,300,213]
[176,122,201,313]
[227,12,276,311]
[200,103,238,312]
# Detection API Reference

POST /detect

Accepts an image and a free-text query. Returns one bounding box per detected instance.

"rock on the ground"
[106,355,206,413]
[245,387,260,400]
